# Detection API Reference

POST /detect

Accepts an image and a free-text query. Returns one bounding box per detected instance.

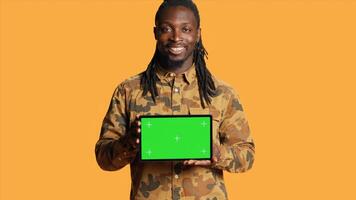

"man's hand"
[126,114,141,148]
[183,157,217,166]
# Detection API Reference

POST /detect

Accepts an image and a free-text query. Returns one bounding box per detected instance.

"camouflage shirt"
[95,64,255,200]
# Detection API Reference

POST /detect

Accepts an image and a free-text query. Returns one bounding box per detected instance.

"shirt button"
[174,174,179,179]
[173,87,179,93]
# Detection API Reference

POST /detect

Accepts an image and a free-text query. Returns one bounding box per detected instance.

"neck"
[158,55,194,74]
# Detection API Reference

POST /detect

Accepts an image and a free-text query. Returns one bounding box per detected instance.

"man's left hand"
[183,157,217,166]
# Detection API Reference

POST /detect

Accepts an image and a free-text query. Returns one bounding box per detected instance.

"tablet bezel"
[139,115,212,161]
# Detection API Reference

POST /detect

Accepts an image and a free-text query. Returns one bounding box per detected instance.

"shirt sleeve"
[212,89,255,173]
[95,84,137,171]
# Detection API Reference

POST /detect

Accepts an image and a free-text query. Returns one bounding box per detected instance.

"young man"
[95,0,255,199]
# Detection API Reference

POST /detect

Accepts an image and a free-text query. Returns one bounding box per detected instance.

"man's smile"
[167,46,185,55]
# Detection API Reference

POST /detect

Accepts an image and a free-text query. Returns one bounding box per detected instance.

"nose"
[170,28,182,42]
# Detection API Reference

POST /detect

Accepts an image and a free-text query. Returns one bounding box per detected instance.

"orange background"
[1,0,356,199]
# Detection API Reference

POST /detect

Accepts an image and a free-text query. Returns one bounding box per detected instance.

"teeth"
[171,47,184,51]
[168,47,184,54]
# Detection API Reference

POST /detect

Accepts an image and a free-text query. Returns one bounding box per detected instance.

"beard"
[157,49,194,70]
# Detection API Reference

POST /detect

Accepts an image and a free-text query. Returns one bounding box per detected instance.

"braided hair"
[141,0,216,108]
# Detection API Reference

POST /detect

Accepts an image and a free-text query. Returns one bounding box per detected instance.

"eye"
[160,26,172,33]
[182,27,192,33]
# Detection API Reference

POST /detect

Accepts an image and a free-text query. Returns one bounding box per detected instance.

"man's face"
[154,6,201,65]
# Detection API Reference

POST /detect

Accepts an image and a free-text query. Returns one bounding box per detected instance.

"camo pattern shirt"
[95,65,255,200]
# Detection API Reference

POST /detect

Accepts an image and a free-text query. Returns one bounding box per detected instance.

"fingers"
[136,114,141,123]
[183,160,195,165]
[125,115,140,148]
[132,119,141,129]
[183,160,211,166]
[130,115,141,136]
[135,114,141,140]
[212,157,218,163]
[195,160,211,165]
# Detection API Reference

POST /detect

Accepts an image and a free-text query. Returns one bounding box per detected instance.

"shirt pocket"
[188,107,221,124]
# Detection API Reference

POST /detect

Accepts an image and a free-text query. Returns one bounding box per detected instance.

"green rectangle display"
[140,115,212,161]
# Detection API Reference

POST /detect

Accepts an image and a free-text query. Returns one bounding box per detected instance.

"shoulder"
[212,76,245,113]
[212,76,238,98]
[120,72,142,90]
[113,72,143,97]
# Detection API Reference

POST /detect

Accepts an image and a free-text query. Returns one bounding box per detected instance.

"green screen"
[140,115,211,160]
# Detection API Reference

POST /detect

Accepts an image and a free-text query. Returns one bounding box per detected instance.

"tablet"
[140,115,212,161]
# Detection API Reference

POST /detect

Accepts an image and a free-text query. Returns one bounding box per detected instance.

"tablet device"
[140,115,212,161]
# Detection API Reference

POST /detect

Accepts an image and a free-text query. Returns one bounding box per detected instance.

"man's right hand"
[126,114,141,148]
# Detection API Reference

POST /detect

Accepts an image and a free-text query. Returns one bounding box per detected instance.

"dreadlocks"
[140,0,216,108]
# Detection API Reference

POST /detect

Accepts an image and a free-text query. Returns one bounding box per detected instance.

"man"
[95,0,255,199]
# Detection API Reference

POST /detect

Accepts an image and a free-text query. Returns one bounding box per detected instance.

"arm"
[95,84,137,171]
[212,89,255,173]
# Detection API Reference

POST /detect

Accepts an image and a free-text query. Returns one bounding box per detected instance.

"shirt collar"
[155,63,196,85]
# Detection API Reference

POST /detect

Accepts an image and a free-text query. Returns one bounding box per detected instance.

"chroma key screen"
[140,115,212,161]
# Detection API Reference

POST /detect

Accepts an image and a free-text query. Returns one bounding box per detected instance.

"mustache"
[165,42,187,47]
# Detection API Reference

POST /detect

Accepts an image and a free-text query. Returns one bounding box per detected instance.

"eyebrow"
[158,21,195,27]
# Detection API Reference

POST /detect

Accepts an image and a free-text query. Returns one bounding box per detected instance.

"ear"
[196,28,201,43]
[154,27,159,40]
